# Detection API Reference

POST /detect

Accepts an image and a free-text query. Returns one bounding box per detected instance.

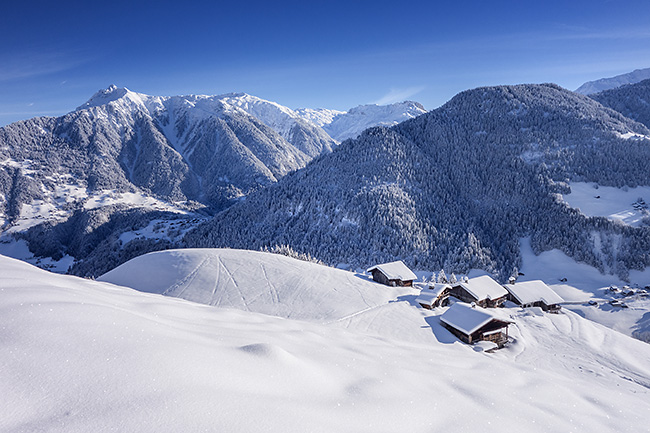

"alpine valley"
[3,77,650,433]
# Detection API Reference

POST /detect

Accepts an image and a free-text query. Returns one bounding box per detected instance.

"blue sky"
[1,0,649,126]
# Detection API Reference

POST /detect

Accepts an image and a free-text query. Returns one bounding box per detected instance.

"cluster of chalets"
[367,261,564,350]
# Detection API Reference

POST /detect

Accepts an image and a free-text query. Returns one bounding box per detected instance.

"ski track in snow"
[162,255,209,298]
[328,303,388,325]
[217,255,250,312]
[260,263,280,305]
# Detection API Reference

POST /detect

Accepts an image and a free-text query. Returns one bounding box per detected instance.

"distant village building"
[449,275,508,308]
[415,283,452,309]
[505,280,564,313]
[367,261,417,287]
[440,302,512,346]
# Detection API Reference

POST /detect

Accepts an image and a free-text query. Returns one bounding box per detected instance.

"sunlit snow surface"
[561,182,650,227]
[3,251,650,432]
[519,237,650,342]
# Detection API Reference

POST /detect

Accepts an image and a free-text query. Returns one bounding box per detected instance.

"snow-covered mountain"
[184,84,650,281]
[0,86,348,273]
[294,107,345,128]
[0,86,431,275]
[208,92,336,157]
[3,250,650,432]
[0,86,324,220]
[299,101,427,142]
[589,78,650,129]
[575,67,650,94]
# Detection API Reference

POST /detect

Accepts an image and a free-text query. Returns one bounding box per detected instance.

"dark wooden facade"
[449,284,506,308]
[370,269,413,287]
[441,319,511,346]
[506,293,562,313]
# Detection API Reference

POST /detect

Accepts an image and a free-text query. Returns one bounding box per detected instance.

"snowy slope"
[294,107,345,127]
[575,67,650,94]
[98,248,416,323]
[4,252,650,433]
[561,182,650,227]
[101,248,650,347]
[517,236,650,342]
[321,101,427,141]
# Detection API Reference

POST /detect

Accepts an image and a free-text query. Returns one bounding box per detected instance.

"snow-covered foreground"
[3,251,649,432]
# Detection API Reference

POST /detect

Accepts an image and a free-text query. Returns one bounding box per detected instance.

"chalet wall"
[370,270,413,287]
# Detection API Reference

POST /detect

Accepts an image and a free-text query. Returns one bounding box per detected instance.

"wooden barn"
[367,261,417,287]
[440,302,512,346]
[415,283,452,309]
[449,275,508,308]
[505,280,564,313]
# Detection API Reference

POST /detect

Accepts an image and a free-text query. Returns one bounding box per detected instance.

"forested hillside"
[184,84,650,280]
[590,79,650,129]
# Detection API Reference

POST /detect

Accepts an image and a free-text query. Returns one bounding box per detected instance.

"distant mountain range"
[0,86,426,273]
[184,84,650,281]
[3,79,650,280]
[313,101,426,142]
[575,67,650,95]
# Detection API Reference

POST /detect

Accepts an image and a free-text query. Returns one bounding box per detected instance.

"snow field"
[3,254,650,432]
[99,248,416,323]
[561,182,650,227]
[518,236,650,341]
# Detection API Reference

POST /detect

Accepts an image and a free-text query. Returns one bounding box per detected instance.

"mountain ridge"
[575,67,650,95]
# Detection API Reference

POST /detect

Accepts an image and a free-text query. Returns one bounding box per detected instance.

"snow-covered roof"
[428,283,452,297]
[415,291,440,307]
[456,275,508,301]
[505,280,564,306]
[440,303,509,336]
[366,261,417,281]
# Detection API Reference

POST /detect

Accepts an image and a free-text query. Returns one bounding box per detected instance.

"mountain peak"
[76,85,133,110]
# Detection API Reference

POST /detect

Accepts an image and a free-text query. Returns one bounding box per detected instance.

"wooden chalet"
[440,302,512,346]
[449,275,508,308]
[367,260,417,287]
[415,283,452,309]
[505,280,564,313]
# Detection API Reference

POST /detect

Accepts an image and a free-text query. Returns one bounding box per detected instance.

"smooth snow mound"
[99,248,415,323]
[3,254,650,433]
